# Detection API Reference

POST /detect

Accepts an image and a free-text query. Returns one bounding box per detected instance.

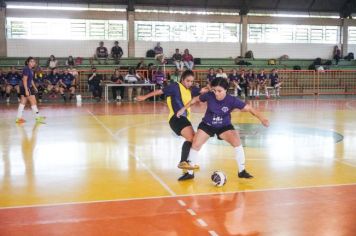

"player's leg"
[218,129,253,178]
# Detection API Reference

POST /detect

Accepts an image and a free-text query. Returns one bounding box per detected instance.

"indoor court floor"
[1,98,356,236]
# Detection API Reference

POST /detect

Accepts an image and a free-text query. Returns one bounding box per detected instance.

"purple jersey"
[207,73,216,83]
[269,73,279,86]
[228,73,239,82]
[199,92,246,128]
[246,73,255,82]
[22,66,34,88]
[6,72,21,86]
[257,73,267,83]
[61,73,75,86]
[47,73,60,85]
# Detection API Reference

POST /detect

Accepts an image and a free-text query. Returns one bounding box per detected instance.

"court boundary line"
[1,182,356,210]
[86,109,176,196]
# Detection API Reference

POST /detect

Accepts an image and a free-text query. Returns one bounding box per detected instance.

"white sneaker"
[117,96,121,100]
[6,98,9,103]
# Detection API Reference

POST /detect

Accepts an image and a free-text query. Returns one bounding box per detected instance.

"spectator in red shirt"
[182,49,194,70]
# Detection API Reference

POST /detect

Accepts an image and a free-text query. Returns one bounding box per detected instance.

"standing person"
[111,69,125,101]
[176,77,269,180]
[136,70,207,180]
[16,57,46,124]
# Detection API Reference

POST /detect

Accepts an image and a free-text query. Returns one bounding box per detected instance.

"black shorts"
[20,87,36,97]
[61,84,73,90]
[198,122,235,140]
[169,115,192,136]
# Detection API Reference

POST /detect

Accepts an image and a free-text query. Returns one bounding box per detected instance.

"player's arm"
[176,96,200,118]
[22,75,29,96]
[32,80,38,92]
[136,89,163,101]
[241,104,269,127]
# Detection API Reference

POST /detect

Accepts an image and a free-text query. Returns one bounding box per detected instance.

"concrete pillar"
[0,7,7,57]
[240,15,248,57]
[127,10,135,57]
[341,19,349,57]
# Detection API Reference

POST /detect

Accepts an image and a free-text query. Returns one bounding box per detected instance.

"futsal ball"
[211,171,227,187]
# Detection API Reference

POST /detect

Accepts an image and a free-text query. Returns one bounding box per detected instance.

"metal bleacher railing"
[74,69,356,97]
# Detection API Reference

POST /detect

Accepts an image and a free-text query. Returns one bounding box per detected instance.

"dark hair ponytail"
[180,69,194,82]
[210,77,229,90]
[25,57,35,66]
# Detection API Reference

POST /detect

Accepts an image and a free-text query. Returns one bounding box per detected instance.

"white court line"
[186,209,196,216]
[2,182,356,210]
[177,200,186,207]
[87,110,176,196]
[335,159,356,168]
[114,120,166,136]
[209,230,219,236]
[197,218,208,227]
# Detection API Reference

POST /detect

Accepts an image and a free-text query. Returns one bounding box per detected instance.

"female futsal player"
[16,57,45,124]
[177,77,269,180]
[136,70,208,181]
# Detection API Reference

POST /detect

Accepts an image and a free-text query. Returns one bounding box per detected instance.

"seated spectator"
[228,68,240,96]
[88,67,103,101]
[111,68,125,101]
[154,42,165,64]
[333,45,341,65]
[0,69,5,99]
[238,69,248,97]
[246,69,256,99]
[152,67,166,89]
[47,55,59,69]
[93,41,108,65]
[5,66,21,103]
[182,49,194,70]
[111,41,123,65]
[46,68,61,98]
[65,56,75,67]
[169,68,181,84]
[68,65,79,80]
[59,68,76,102]
[256,69,268,99]
[206,68,216,85]
[269,68,282,98]
[136,58,147,70]
[216,68,227,79]
[172,49,184,71]
[124,67,142,101]
[33,66,46,103]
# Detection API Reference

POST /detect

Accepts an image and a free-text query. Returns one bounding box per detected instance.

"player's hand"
[200,86,210,94]
[261,118,269,127]
[136,95,146,102]
[25,90,29,97]
[176,108,185,118]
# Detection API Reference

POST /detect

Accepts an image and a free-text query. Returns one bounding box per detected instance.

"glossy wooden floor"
[1,98,356,235]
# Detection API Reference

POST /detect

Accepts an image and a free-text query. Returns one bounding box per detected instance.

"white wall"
[347,44,356,54]
[247,43,339,59]
[135,41,241,58]
[7,39,128,58]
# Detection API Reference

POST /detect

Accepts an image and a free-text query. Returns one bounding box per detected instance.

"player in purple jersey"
[206,68,216,85]
[269,69,283,98]
[256,69,269,99]
[177,77,269,180]
[16,57,45,124]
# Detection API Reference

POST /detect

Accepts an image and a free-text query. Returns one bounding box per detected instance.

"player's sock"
[235,145,246,172]
[17,103,25,119]
[31,105,39,118]
[180,141,192,163]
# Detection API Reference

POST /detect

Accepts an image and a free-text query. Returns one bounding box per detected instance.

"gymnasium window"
[135,21,239,42]
[6,17,127,40]
[348,27,356,44]
[248,24,339,44]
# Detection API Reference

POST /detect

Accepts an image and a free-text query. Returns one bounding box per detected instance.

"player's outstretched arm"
[176,96,200,118]
[136,89,163,102]
[242,104,269,127]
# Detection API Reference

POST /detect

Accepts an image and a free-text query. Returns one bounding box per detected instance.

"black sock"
[6,93,9,98]
[17,93,20,98]
[181,141,192,163]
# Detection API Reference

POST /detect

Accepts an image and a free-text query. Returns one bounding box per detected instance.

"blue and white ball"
[211,171,227,187]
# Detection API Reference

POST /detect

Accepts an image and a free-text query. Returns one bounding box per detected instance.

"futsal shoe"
[178,172,194,181]
[15,118,26,124]
[238,169,254,179]
[35,116,46,124]
[178,161,200,170]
